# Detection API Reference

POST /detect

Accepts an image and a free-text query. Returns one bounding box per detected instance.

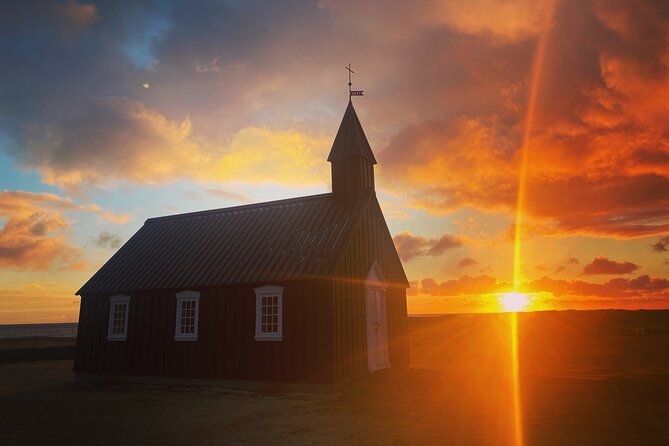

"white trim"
[365,262,390,372]
[365,261,387,290]
[107,295,131,341]
[174,290,200,341]
[254,285,284,341]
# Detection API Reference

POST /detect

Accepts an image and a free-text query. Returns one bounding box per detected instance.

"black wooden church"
[75,98,410,385]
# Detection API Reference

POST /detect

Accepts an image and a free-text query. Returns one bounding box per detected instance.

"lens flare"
[510,312,523,446]
[510,2,557,446]
[499,292,532,312]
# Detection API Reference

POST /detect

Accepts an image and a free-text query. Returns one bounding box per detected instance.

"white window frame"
[107,295,131,341]
[174,290,200,341]
[254,285,284,341]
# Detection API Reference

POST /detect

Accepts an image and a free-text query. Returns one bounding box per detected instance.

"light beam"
[510,2,557,446]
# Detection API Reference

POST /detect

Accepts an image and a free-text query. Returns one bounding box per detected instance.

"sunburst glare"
[499,292,532,312]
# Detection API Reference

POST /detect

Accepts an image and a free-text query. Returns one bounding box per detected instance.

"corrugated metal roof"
[77,192,373,295]
[327,100,377,165]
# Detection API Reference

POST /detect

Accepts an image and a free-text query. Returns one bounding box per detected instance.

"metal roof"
[327,100,377,165]
[77,192,373,295]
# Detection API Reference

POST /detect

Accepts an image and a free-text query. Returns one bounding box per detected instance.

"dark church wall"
[75,279,337,383]
[332,198,410,381]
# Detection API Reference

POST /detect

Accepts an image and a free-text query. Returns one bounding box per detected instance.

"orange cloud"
[458,257,479,268]
[581,256,640,275]
[411,273,669,300]
[0,212,81,271]
[24,98,330,194]
[392,231,463,262]
[0,190,129,223]
[377,0,669,239]
[419,275,506,296]
[320,0,548,41]
[0,190,126,271]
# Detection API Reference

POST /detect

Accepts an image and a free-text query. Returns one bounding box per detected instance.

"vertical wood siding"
[332,199,410,381]
[75,279,336,383]
[73,195,409,385]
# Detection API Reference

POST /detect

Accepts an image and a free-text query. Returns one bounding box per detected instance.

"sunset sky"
[1,0,669,323]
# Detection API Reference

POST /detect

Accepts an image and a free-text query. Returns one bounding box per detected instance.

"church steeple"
[328,100,377,203]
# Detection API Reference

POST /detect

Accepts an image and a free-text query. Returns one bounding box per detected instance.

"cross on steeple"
[346,63,364,98]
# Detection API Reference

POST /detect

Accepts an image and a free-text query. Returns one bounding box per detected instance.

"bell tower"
[328,99,377,203]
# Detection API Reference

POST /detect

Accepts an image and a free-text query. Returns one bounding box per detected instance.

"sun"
[499,292,532,312]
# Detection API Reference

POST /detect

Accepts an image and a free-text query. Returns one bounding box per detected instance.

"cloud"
[379,201,413,221]
[1,0,343,194]
[89,231,123,250]
[651,235,669,252]
[22,97,330,194]
[427,234,463,255]
[0,0,668,241]
[392,231,463,261]
[204,187,252,203]
[52,0,99,41]
[182,187,253,204]
[555,257,579,273]
[320,0,548,42]
[458,257,479,268]
[420,275,507,296]
[0,190,129,223]
[0,190,126,271]
[376,0,669,239]
[411,273,669,299]
[581,256,640,275]
[25,97,199,191]
[0,212,82,271]
[392,232,432,262]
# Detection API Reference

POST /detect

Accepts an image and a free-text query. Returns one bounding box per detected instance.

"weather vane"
[346,63,364,97]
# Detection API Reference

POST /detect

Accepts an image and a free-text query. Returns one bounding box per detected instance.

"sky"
[1,0,668,323]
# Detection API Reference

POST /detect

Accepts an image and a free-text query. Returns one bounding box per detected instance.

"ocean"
[0,323,78,339]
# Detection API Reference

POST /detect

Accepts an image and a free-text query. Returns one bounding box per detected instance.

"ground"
[1,311,669,445]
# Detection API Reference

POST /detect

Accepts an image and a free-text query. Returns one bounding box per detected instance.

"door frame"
[365,261,390,373]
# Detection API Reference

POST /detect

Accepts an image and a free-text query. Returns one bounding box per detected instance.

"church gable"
[332,196,409,288]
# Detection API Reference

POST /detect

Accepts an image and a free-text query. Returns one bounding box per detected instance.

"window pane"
[177,298,197,336]
[110,301,129,336]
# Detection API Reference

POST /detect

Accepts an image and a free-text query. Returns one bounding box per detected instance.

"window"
[107,295,130,341]
[255,285,283,341]
[175,290,200,341]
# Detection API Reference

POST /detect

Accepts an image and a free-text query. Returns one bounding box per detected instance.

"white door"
[365,288,390,373]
